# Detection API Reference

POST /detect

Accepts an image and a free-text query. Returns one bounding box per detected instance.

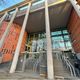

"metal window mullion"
[9,2,31,73]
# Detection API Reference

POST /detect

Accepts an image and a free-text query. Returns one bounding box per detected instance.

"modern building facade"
[0,0,80,80]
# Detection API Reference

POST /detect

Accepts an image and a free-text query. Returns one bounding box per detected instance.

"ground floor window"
[51,30,72,50]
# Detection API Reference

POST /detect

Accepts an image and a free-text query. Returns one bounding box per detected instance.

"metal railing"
[54,51,77,77]
[62,55,76,77]
[21,51,46,72]
[21,50,80,80]
[54,51,80,80]
[22,50,77,76]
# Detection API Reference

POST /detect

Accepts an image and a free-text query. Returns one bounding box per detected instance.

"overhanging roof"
[14,1,72,33]
[0,0,72,33]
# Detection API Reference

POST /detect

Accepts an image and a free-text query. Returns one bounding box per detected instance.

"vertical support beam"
[45,0,54,80]
[9,2,31,73]
[0,12,8,28]
[70,0,80,17]
[0,8,18,48]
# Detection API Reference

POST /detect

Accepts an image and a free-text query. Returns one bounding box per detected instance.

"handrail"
[61,54,76,77]
[63,56,74,76]
[21,50,79,79]
[54,51,77,77]
[66,58,76,77]
[21,50,46,72]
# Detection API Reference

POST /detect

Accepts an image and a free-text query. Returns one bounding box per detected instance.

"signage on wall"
[70,0,80,17]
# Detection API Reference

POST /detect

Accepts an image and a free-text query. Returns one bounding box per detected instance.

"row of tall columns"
[0,8,18,48]
[1,0,80,79]
[0,0,54,79]
[9,2,32,73]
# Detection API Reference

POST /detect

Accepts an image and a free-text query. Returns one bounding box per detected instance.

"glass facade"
[51,30,72,50]
[28,30,72,50]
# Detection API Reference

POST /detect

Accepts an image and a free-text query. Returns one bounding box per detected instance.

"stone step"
[53,57,71,77]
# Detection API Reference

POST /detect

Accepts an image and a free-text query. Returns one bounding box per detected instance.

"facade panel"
[68,9,80,53]
[0,21,27,63]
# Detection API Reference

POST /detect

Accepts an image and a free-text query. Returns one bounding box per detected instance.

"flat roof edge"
[0,0,67,15]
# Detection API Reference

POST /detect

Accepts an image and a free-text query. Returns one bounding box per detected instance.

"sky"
[0,0,24,11]
[0,0,45,11]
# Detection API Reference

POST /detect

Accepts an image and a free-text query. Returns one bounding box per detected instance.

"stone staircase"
[53,56,71,77]
[0,52,80,80]
[53,52,80,80]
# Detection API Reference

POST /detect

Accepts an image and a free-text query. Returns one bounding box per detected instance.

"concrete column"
[70,0,80,17]
[9,2,31,73]
[0,12,8,28]
[45,0,54,80]
[0,8,18,48]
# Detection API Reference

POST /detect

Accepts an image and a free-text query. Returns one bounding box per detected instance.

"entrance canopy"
[14,0,72,33]
[0,0,72,33]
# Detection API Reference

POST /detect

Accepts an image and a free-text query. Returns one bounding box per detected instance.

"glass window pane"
[52,36,64,49]
[51,30,72,50]
[20,6,28,10]
[64,35,70,40]
[32,0,44,6]
[63,30,68,34]
[51,31,61,36]
[9,10,15,14]
[59,42,65,48]
[65,41,72,49]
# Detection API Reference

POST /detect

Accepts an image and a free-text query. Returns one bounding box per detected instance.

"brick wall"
[0,21,27,63]
[68,9,80,53]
